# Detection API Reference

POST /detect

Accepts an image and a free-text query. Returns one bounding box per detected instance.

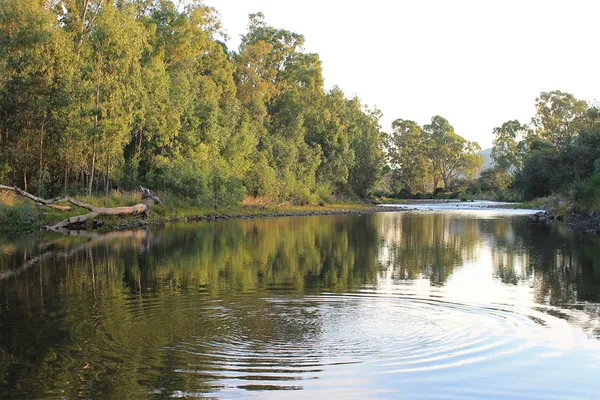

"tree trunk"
[38,124,44,195]
[441,170,448,190]
[3,110,8,162]
[39,128,43,173]
[24,141,28,192]
[88,139,95,196]
[89,77,101,196]
[104,151,109,195]
[64,164,68,193]
[64,135,70,193]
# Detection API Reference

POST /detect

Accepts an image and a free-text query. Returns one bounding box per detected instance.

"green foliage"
[578,169,600,212]
[205,167,246,208]
[514,125,600,201]
[474,168,513,192]
[491,120,528,173]
[388,115,483,194]
[473,92,600,208]
[388,119,430,193]
[0,201,38,233]
[151,157,210,200]
[291,186,318,206]
[0,1,386,204]
[532,90,588,148]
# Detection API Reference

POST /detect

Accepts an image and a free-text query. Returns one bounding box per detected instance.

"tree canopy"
[485,90,600,208]
[387,116,482,192]
[0,1,385,204]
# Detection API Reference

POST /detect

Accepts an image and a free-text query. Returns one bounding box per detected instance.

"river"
[1,204,600,399]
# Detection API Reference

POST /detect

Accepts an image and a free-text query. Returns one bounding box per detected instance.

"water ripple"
[149,292,588,397]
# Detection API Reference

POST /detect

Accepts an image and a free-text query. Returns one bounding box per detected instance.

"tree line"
[386,115,483,193]
[479,90,600,209]
[3,2,596,209]
[0,0,385,205]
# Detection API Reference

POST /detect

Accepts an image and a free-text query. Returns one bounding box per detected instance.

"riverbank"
[531,209,600,234]
[106,204,411,231]
[0,189,410,234]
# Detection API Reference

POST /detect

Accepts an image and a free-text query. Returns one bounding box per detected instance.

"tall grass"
[76,190,143,208]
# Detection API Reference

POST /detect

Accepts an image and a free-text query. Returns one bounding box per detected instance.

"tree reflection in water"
[1,212,600,398]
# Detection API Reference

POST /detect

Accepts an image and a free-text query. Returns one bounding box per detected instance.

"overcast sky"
[203,0,599,148]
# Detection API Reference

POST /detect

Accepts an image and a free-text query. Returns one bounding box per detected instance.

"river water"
[1,205,600,399]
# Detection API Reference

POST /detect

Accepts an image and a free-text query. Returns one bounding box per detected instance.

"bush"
[149,157,245,208]
[245,153,278,198]
[514,150,563,200]
[316,183,333,203]
[291,186,317,206]
[0,202,39,233]
[578,170,600,211]
[205,174,245,208]
[474,168,512,192]
[151,158,210,200]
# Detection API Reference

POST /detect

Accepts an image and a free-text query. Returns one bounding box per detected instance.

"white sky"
[203,0,600,149]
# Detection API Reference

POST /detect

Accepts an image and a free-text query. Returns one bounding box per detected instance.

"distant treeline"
[0,1,384,205]
[471,91,600,210]
[385,116,483,193]
[386,92,600,208]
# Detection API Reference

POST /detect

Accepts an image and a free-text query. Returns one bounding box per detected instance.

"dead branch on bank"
[0,185,162,232]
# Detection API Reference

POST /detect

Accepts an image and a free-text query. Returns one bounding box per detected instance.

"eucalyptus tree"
[0,0,75,194]
[491,120,529,174]
[0,2,387,204]
[388,119,431,193]
[345,101,385,198]
[424,116,482,190]
[532,90,588,149]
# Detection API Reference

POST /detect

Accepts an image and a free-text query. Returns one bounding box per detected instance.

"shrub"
[291,186,317,206]
[578,170,600,211]
[316,183,333,203]
[0,202,39,233]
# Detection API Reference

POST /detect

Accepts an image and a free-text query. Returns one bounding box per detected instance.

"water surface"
[1,208,600,399]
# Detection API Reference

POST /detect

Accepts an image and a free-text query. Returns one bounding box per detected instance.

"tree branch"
[0,185,158,232]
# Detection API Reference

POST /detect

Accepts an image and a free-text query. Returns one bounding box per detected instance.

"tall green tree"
[491,120,529,174]
[424,116,483,190]
[388,119,430,193]
[532,90,588,148]
[0,3,387,205]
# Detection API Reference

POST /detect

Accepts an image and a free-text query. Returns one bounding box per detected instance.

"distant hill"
[479,147,494,170]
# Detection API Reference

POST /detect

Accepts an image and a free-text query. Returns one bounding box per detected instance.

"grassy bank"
[0,190,372,234]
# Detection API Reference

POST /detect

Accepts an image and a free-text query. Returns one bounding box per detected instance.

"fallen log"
[0,185,73,211]
[0,185,162,232]
[47,203,148,232]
